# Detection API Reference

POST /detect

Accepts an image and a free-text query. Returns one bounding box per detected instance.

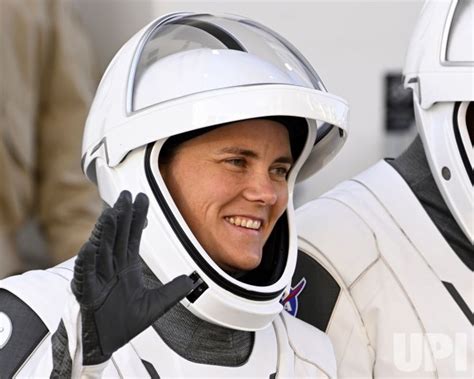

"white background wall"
[76,0,424,206]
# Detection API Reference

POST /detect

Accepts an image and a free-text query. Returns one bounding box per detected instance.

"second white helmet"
[404,0,473,242]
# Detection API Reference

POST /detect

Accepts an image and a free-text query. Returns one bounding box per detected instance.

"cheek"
[170,164,232,219]
[266,185,289,237]
[275,185,289,217]
[162,160,201,214]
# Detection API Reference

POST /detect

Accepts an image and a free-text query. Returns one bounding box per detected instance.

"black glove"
[71,191,195,365]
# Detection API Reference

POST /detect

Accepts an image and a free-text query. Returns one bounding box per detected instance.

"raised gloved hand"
[71,191,195,365]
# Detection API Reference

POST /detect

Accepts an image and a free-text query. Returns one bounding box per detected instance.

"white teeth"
[226,217,261,230]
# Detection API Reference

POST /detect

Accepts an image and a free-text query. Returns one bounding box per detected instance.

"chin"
[211,246,262,273]
[230,255,262,272]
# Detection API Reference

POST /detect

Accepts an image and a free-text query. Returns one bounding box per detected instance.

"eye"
[270,165,291,180]
[225,158,246,168]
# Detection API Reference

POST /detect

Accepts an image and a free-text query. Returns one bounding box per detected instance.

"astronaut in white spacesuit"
[294,0,473,377]
[0,13,350,377]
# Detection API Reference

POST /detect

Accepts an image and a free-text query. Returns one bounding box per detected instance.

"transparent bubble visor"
[129,13,327,112]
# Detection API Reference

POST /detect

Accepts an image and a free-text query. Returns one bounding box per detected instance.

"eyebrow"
[217,147,294,164]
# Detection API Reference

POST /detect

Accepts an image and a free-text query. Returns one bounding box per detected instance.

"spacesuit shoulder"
[0,259,74,376]
[0,258,74,330]
[281,311,337,377]
[297,176,381,288]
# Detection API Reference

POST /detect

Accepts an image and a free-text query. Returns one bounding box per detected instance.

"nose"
[242,171,279,206]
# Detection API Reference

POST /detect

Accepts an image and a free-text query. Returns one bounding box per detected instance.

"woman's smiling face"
[160,119,293,273]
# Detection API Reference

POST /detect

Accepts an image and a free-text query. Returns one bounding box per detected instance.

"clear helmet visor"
[130,13,327,112]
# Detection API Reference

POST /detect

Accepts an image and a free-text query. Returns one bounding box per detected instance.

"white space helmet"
[404,0,473,243]
[82,12,349,331]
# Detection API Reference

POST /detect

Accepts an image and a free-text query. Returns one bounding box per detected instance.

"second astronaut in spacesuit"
[295,1,473,377]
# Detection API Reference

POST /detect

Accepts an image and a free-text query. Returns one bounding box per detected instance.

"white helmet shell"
[404,0,473,242]
[82,13,349,330]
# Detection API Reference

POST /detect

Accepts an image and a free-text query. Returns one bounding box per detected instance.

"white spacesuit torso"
[297,160,472,378]
[0,260,336,378]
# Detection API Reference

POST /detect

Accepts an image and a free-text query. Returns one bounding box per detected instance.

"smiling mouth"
[225,216,262,230]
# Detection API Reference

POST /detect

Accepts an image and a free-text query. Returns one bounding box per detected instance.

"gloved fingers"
[89,205,111,247]
[128,193,149,263]
[72,241,97,301]
[113,191,133,270]
[142,275,196,324]
[78,239,98,275]
[96,208,118,282]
